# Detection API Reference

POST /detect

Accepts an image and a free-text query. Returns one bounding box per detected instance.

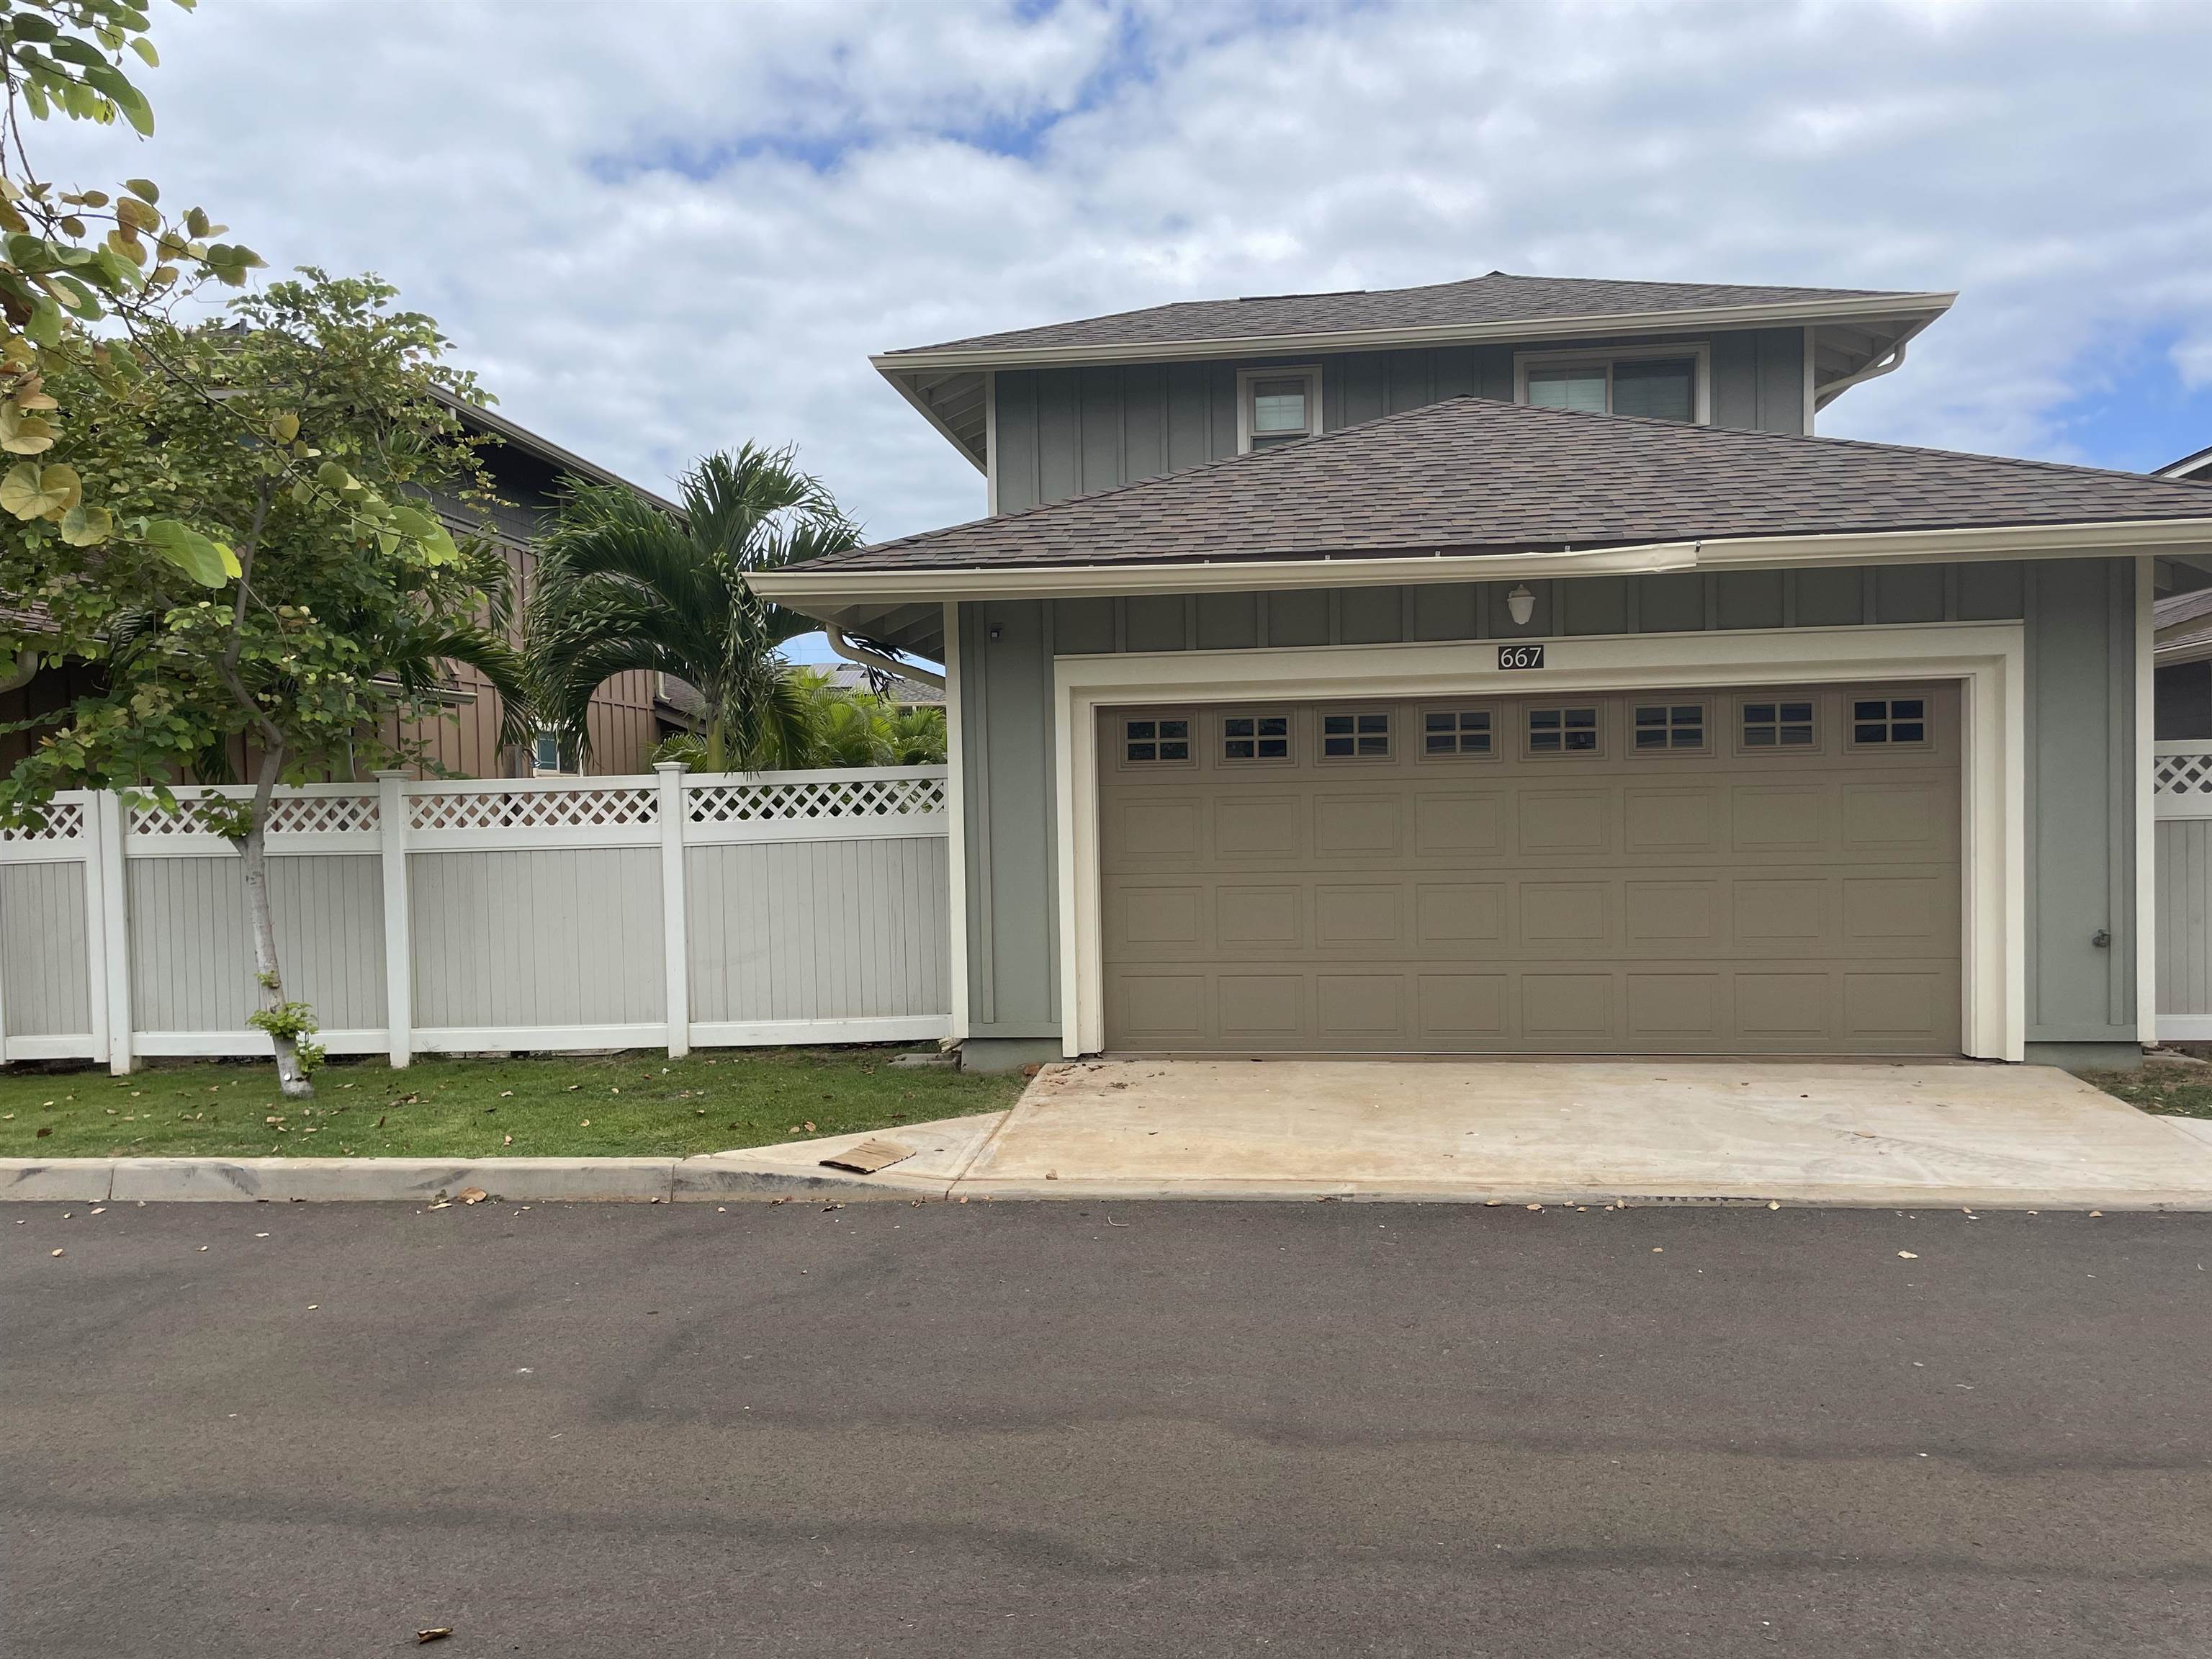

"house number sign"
[1497,644,1545,670]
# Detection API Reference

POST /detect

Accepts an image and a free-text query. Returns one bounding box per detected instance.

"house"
[2149,446,2212,738]
[0,397,678,781]
[751,271,2212,1074]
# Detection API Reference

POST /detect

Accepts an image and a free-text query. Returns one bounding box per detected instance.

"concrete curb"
[0,1156,919,1205]
[8,1154,2212,1208]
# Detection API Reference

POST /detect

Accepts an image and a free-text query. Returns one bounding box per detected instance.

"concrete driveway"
[945,1058,2212,1208]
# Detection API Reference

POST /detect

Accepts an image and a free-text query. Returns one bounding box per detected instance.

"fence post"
[93,789,132,1076]
[656,762,691,1059]
[377,770,412,1069]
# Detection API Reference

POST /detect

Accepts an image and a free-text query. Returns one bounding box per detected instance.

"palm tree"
[524,445,860,772]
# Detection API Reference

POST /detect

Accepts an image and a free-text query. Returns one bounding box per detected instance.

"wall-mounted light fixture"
[1506,584,1537,628]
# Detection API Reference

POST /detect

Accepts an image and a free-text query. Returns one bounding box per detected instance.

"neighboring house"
[2150,442,2212,737]
[755,270,2212,1073]
[0,397,677,780]
[814,661,947,711]
[2157,443,2211,484]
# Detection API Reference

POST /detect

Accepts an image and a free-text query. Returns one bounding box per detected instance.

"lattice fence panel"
[408,786,660,833]
[2154,752,2212,797]
[129,793,379,837]
[688,774,948,825]
[0,799,85,842]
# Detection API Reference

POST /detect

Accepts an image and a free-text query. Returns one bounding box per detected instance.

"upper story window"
[1516,345,1707,425]
[1236,365,1321,453]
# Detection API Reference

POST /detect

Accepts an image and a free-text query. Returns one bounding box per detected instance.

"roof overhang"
[431,389,683,516]
[2159,444,2212,482]
[752,516,2212,620]
[876,290,1956,473]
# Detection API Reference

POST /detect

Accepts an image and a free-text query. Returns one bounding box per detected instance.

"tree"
[0,271,534,1096]
[527,445,892,773]
[1,0,266,583]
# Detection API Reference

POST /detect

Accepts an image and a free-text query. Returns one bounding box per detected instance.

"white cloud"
[37,0,2212,538]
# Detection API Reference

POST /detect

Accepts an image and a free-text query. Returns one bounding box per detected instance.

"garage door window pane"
[1125,717,1190,763]
[1322,711,1391,759]
[1223,714,1290,760]
[1742,700,1815,749]
[1633,703,1705,752]
[1851,697,1928,747]
[1424,709,1493,756]
[1528,706,1599,754]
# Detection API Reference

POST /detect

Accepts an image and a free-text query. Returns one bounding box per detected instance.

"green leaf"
[129,37,159,67]
[0,462,77,519]
[124,178,161,204]
[0,403,57,454]
[144,519,240,588]
[23,298,60,349]
[59,503,113,546]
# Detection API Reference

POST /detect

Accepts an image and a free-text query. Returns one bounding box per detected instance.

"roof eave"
[431,390,683,516]
[750,516,2212,613]
[873,291,1959,376]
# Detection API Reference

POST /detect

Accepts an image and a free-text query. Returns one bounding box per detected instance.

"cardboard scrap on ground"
[819,1137,916,1175]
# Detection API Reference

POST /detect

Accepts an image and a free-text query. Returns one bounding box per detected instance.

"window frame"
[1512,341,1712,426]
[1117,712,1197,770]
[1846,693,1934,752]
[1416,703,1501,763]
[531,728,575,776]
[1521,702,1606,760]
[1317,707,1395,763]
[1217,707,1297,766]
[1235,364,1324,454]
[1628,699,1711,757]
[1735,695,1821,756]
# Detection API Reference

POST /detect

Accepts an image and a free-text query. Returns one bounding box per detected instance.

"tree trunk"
[239,747,314,1100]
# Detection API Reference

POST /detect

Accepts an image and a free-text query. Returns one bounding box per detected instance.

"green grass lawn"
[0,1047,1025,1160]
[2082,1055,2212,1120]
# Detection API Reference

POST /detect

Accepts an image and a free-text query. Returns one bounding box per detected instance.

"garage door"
[1098,683,1961,1056]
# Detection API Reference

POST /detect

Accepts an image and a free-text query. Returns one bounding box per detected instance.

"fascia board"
[748,516,2212,609]
[871,292,1959,376]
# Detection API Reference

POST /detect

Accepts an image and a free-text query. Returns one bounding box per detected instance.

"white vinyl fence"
[2156,744,2212,1041]
[0,764,950,1072]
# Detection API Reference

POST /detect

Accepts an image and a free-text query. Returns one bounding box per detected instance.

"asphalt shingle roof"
[808,397,2212,575]
[892,271,1936,356]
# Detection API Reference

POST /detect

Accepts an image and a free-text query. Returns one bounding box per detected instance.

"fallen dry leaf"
[415,1629,454,1645]
[457,1187,489,1206]
[803,1120,817,1133]
[35,1125,50,1138]
[50,1248,63,1258]
[1897,1251,1919,1259]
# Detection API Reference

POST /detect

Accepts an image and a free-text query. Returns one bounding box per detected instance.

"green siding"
[994,329,1806,513]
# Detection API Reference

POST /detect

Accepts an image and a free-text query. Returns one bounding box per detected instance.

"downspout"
[1,649,37,694]
[824,626,946,692]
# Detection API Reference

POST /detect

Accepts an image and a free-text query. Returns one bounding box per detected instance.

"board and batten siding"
[127,855,387,1035]
[956,557,2144,1053]
[992,328,1808,513]
[0,860,91,1037]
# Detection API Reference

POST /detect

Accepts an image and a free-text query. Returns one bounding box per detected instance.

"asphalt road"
[5,1197,2210,1658]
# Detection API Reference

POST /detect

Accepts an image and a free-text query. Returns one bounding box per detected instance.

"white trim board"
[1051,621,2028,1064]
[1234,363,1324,454]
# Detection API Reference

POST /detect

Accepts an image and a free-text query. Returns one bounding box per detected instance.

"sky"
[39,1,2212,662]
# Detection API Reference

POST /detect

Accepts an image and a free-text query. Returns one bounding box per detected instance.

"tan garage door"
[1098,683,1961,1056]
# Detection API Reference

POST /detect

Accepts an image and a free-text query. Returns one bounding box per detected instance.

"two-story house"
[754,271,2212,1073]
